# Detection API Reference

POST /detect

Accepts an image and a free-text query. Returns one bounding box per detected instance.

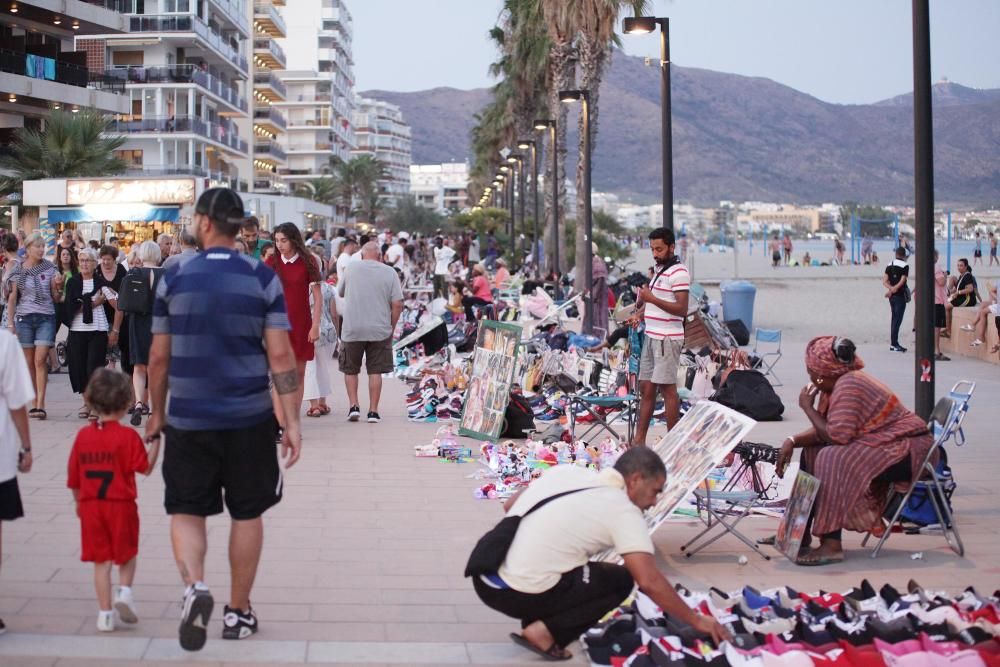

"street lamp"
[559,89,594,334]
[508,153,524,265]
[534,118,559,275]
[623,15,673,233]
[518,138,540,275]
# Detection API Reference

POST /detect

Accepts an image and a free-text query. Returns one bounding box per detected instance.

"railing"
[102,65,247,113]
[1,48,93,88]
[126,15,248,74]
[252,38,286,67]
[209,0,251,34]
[254,141,287,161]
[123,165,210,177]
[253,106,287,129]
[81,0,131,11]
[105,115,249,155]
[253,1,287,35]
[252,70,287,98]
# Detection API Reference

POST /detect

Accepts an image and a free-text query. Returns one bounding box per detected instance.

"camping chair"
[679,442,779,561]
[567,391,638,444]
[752,328,783,386]
[863,385,973,558]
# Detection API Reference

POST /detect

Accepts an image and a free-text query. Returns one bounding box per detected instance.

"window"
[115,150,143,168]
[163,0,191,13]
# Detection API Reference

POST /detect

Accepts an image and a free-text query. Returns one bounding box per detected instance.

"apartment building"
[1,0,130,134]
[80,0,253,190]
[245,0,287,193]
[410,163,469,214]
[351,95,411,202]
[275,0,354,190]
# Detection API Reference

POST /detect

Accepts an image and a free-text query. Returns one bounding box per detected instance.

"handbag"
[464,487,594,577]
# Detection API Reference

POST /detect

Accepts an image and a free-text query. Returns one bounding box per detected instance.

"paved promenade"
[0,339,996,666]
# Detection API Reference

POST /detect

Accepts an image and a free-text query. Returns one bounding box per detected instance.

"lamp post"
[508,153,524,267]
[518,139,539,275]
[559,89,593,334]
[623,16,673,234]
[534,118,558,275]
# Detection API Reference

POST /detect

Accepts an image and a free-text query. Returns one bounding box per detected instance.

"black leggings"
[462,296,491,321]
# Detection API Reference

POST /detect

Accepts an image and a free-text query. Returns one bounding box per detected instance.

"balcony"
[209,0,251,36]
[286,142,333,153]
[253,1,287,37]
[254,140,287,162]
[252,70,286,101]
[105,115,249,155]
[1,48,93,88]
[102,65,247,114]
[253,106,287,132]
[253,37,286,69]
[126,15,248,74]
[122,165,209,177]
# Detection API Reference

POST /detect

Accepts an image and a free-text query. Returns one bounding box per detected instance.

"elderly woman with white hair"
[64,248,111,417]
[125,240,164,426]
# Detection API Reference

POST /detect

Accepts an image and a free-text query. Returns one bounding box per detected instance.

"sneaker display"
[367,411,381,423]
[222,605,258,640]
[347,405,361,422]
[97,609,115,632]
[179,584,214,652]
[114,587,138,624]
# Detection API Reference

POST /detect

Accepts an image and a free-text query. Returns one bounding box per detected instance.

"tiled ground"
[0,338,996,665]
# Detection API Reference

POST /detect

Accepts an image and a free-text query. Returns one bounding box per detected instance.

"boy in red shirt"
[68,369,160,632]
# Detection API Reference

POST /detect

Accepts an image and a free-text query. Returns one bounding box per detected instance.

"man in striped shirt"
[631,228,690,445]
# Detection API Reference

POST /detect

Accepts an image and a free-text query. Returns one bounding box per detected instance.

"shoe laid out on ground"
[367,411,381,423]
[115,586,138,624]
[179,584,214,651]
[347,405,361,422]
[222,605,258,640]
[97,610,115,632]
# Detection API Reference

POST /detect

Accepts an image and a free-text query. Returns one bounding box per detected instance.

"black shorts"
[974,250,982,258]
[934,303,946,328]
[163,416,282,520]
[0,477,25,521]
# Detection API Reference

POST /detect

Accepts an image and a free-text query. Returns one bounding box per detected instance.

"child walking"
[67,368,160,632]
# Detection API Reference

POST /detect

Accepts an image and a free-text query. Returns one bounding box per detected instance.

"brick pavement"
[0,339,997,665]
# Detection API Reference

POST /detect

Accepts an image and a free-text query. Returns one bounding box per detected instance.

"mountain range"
[361,51,1000,206]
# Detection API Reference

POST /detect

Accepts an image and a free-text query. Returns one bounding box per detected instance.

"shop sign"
[67,179,196,205]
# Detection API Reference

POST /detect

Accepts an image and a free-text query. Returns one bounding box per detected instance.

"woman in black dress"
[94,244,130,376]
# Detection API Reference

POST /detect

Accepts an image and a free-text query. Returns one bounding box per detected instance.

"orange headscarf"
[805,336,864,380]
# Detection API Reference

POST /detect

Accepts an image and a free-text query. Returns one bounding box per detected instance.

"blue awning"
[47,205,180,223]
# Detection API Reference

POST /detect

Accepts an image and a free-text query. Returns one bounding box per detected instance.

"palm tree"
[294,177,338,206]
[345,155,388,224]
[0,110,127,199]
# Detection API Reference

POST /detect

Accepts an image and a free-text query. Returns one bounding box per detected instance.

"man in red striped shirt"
[631,228,690,445]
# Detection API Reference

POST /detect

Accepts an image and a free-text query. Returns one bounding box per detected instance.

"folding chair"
[679,442,779,561]
[864,387,973,558]
[567,392,638,444]
[752,328,783,386]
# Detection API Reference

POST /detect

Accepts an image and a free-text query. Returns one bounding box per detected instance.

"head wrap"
[805,336,864,380]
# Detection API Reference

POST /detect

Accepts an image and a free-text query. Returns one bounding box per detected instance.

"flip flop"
[509,633,572,662]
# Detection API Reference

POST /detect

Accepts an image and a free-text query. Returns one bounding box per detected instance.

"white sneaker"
[960,324,975,331]
[971,339,984,347]
[97,610,115,632]
[115,587,139,624]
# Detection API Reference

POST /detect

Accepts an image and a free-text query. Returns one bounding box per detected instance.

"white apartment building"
[1,1,130,132]
[275,0,354,189]
[83,0,254,190]
[351,95,411,201]
[410,162,469,214]
[243,0,288,193]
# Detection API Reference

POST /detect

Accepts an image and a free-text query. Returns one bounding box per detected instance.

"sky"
[348,0,1000,105]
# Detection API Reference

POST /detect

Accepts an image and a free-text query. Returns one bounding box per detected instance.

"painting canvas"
[774,470,821,561]
[459,320,523,441]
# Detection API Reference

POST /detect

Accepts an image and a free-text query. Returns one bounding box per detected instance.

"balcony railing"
[126,15,248,74]
[253,1,287,36]
[252,70,287,98]
[102,65,247,113]
[253,106,287,130]
[254,141,287,161]
[1,48,94,88]
[122,165,210,177]
[81,0,131,11]
[252,38,286,68]
[209,0,251,35]
[105,115,248,154]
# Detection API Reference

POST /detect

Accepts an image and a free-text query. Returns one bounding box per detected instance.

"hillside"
[361,53,1000,206]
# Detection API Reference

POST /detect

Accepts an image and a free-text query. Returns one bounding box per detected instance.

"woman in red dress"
[266,223,322,423]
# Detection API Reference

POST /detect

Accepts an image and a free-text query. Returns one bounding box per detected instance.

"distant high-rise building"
[351,95,411,202]
[410,163,469,214]
[244,0,289,194]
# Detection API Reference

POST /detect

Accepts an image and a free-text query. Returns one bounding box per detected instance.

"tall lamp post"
[507,154,523,265]
[559,89,593,334]
[518,139,539,275]
[623,16,673,234]
[534,119,558,275]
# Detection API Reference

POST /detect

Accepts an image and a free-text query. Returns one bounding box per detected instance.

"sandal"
[795,549,844,567]
[78,407,91,419]
[318,404,331,415]
[29,408,46,420]
[509,633,572,662]
[306,407,323,417]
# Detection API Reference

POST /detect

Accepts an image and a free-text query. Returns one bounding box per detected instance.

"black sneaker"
[367,411,381,423]
[130,402,143,427]
[347,405,361,422]
[179,584,214,651]
[222,604,258,640]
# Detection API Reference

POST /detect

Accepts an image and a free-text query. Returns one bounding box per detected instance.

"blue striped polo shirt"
[151,247,290,431]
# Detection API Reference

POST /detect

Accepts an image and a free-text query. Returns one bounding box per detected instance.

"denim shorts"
[14,312,57,348]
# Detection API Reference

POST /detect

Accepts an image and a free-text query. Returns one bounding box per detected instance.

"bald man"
[336,242,403,423]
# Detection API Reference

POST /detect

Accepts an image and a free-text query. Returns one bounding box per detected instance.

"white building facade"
[351,95,411,202]
[410,163,469,214]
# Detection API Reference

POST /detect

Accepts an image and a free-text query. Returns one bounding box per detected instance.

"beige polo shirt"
[497,466,654,594]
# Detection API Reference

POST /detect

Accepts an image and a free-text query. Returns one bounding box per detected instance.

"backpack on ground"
[501,392,535,438]
[117,267,161,315]
[711,369,784,421]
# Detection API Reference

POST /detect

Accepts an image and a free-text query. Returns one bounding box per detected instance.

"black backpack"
[117,267,162,315]
[711,369,784,421]
[501,392,535,438]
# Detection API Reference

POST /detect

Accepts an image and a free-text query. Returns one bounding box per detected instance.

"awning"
[47,205,180,223]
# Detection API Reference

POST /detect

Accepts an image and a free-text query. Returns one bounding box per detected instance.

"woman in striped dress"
[775,336,933,565]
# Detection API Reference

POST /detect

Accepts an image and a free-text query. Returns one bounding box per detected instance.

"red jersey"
[67,421,148,502]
